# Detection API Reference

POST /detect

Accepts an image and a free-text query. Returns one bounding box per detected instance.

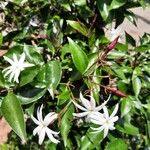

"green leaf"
[1,93,26,142]
[60,103,74,148]
[81,129,103,150]
[132,77,141,97]
[0,33,3,47]
[121,97,132,117]
[68,37,88,74]
[105,139,128,150]
[20,66,39,86]
[110,0,126,10]
[67,20,88,36]
[0,71,5,87]
[97,0,110,21]
[46,60,62,98]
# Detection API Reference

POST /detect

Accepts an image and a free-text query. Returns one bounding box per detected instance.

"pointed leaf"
[1,93,26,142]
[68,37,88,74]
[132,77,141,97]
[60,103,74,148]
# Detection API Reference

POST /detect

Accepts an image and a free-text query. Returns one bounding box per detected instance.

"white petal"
[91,125,105,132]
[72,100,87,111]
[3,56,14,65]
[90,113,105,125]
[103,126,109,138]
[8,71,15,82]
[31,115,40,125]
[13,54,19,63]
[3,67,13,77]
[80,92,92,109]
[103,106,109,119]
[110,104,119,119]
[22,62,34,68]
[110,116,119,123]
[19,53,26,64]
[46,128,60,144]
[13,69,20,83]
[95,100,107,111]
[33,125,42,135]
[38,128,46,145]
[46,128,59,135]
[37,105,43,122]
[73,112,89,118]
[89,96,96,109]
[44,113,58,125]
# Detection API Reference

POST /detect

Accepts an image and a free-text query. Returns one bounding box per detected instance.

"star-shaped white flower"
[72,92,110,122]
[2,53,34,83]
[31,105,60,145]
[90,104,119,138]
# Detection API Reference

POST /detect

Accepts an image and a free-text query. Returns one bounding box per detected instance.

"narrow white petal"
[91,125,105,132]
[33,126,42,135]
[95,100,108,111]
[8,71,15,82]
[103,126,109,138]
[110,116,119,123]
[19,53,26,64]
[90,117,105,125]
[46,128,60,144]
[72,100,87,111]
[103,106,109,119]
[3,68,13,77]
[13,54,19,63]
[38,128,46,145]
[73,112,89,118]
[110,104,119,119]
[3,56,14,65]
[37,105,43,122]
[14,69,20,83]
[46,128,59,135]
[108,124,115,130]
[22,62,34,68]
[2,66,12,73]
[31,115,40,125]
[44,113,58,125]
[80,92,92,109]
[89,96,96,109]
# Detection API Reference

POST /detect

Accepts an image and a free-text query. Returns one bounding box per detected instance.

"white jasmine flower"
[31,105,59,145]
[90,104,119,138]
[0,2,8,10]
[72,92,110,122]
[2,53,34,83]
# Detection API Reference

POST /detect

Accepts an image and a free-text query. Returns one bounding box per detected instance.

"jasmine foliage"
[0,0,150,149]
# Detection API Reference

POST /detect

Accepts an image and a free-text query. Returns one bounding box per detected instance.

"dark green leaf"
[60,103,74,148]
[68,37,88,74]
[1,93,26,142]
[105,139,128,150]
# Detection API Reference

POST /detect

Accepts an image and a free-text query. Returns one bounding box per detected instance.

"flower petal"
[38,128,46,145]
[80,92,92,110]
[72,100,87,111]
[13,54,19,63]
[103,106,109,119]
[37,105,43,122]
[3,56,14,65]
[103,126,109,138]
[89,96,96,109]
[44,112,58,125]
[91,125,105,132]
[19,53,25,64]
[33,125,42,135]
[110,104,119,119]
[73,112,89,118]
[110,116,119,123]
[31,115,40,125]
[46,128,60,144]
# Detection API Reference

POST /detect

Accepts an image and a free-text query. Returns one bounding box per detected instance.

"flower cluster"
[2,53,34,83]
[73,93,119,138]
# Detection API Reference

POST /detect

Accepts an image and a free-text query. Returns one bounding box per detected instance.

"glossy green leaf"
[105,139,128,150]
[132,77,141,97]
[68,37,88,74]
[0,33,3,47]
[20,66,39,86]
[17,88,47,105]
[60,103,74,148]
[110,0,126,10]
[0,71,5,87]
[67,20,88,36]
[1,93,26,142]
[121,97,132,117]
[97,0,110,20]
[81,129,103,150]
